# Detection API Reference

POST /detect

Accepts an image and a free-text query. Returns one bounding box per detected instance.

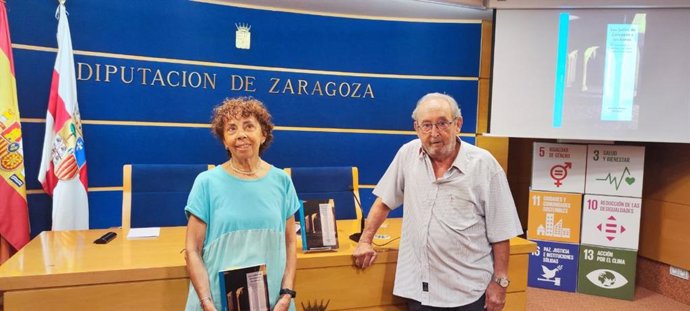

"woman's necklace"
[229,159,261,176]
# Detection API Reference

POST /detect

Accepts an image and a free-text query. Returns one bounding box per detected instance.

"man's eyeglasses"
[416,119,457,133]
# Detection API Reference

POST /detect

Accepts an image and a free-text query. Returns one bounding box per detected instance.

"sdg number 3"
[592,150,600,161]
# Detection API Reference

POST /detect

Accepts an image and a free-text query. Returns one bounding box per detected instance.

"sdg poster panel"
[581,195,642,250]
[578,244,637,300]
[532,142,587,193]
[585,145,645,197]
[527,190,582,244]
[528,240,579,292]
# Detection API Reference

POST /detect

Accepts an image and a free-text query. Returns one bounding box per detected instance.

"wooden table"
[0,219,535,311]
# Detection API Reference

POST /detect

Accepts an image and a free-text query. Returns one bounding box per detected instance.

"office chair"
[121,164,214,232]
[284,166,362,220]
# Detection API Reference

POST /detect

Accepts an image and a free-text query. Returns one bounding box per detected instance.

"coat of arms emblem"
[235,23,251,50]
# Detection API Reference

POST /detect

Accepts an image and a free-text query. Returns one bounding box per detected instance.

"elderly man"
[353,93,522,311]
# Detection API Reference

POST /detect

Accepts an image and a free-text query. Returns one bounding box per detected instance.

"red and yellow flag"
[0,1,30,256]
[37,2,89,230]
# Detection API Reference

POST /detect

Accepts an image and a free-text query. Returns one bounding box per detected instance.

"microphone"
[348,186,366,242]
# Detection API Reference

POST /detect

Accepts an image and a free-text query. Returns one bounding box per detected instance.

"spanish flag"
[38,2,89,231]
[0,0,30,258]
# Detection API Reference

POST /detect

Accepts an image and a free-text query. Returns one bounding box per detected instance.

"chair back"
[122,164,214,231]
[285,166,362,220]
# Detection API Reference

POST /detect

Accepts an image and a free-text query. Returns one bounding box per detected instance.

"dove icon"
[541,265,563,279]
[537,265,564,286]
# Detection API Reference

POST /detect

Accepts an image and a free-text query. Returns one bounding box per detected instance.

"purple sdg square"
[528,240,579,292]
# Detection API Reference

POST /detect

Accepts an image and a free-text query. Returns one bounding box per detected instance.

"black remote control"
[94,231,117,244]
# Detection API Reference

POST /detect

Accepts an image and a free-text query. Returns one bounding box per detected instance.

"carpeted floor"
[3,287,687,311]
[527,286,690,311]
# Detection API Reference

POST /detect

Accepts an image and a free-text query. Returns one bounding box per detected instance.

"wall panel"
[639,143,690,269]
[8,0,485,236]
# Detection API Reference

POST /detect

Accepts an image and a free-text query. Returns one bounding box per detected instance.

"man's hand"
[352,241,377,269]
[484,281,506,311]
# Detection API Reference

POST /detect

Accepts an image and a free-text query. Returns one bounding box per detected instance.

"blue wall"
[8,0,483,236]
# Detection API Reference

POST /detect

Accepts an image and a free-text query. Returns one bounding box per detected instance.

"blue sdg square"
[528,240,579,292]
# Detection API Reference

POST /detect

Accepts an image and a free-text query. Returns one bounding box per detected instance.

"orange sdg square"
[527,190,582,244]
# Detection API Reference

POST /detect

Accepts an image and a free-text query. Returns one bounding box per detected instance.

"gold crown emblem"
[235,23,251,32]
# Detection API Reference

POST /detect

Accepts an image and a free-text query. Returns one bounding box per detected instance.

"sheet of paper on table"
[127,227,161,239]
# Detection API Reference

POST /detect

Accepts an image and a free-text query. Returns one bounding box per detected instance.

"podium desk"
[0,220,535,311]
[293,220,535,311]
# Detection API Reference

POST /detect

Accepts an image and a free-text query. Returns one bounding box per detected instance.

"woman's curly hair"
[210,97,274,155]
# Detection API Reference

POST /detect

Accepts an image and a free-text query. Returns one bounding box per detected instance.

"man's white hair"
[411,92,462,120]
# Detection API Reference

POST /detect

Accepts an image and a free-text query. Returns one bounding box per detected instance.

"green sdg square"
[577,245,637,300]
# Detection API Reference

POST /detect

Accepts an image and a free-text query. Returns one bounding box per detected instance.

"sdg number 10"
[587,199,599,210]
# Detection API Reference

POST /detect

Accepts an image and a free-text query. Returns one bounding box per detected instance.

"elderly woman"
[184,97,299,311]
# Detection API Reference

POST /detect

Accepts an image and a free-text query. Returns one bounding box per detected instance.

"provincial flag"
[38,2,89,230]
[0,1,30,254]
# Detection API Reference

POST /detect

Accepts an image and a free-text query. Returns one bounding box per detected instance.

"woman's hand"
[200,298,219,311]
[186,215,217,311]
[272,295,292,311]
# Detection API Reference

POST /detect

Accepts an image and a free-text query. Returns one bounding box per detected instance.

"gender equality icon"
[550,162,572,187]
[532,142,586,193]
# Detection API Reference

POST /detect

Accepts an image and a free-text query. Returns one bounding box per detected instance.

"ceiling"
[202,0,690,21]
[205,0,493,21]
